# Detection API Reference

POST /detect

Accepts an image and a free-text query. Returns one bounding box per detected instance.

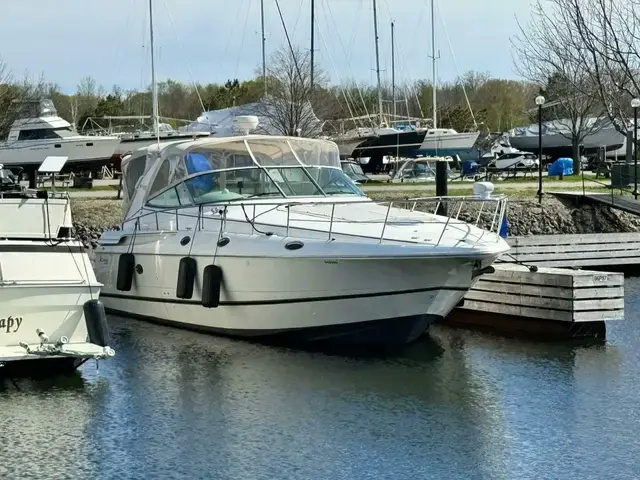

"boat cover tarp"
[184,101,325,137]
[548,157,574,176]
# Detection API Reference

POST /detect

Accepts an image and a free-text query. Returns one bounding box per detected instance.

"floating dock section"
[448,264,624,339]
[503,233,640,269]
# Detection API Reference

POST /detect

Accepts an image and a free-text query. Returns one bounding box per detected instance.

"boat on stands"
[418,128,480,158]
[0,99,120,175]
[83,115,211,157]
[0,164,114,374]
[93,116,510,347]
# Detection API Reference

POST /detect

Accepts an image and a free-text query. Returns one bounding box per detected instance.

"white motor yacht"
[0,168,115,373]
[0,99,120,174]
[94,120,509,346]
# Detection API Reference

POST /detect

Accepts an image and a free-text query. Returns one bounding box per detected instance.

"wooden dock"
[502,232,640,268]
[447,264,624,339]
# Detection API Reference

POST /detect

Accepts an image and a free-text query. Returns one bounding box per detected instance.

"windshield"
[145,137,363,206]
[158,166,363,205]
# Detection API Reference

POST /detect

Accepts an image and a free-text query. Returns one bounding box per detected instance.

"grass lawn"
[362,171,605,188]
[366,185,615,201]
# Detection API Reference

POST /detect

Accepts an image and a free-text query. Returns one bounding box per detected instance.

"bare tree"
[545,0,640,138]
[513,0,607,172]
[257,45,326,137]
[0,62,49,140]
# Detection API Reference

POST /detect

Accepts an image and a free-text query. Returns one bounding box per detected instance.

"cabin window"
[147,187,182,208]
[18,129,58,140]
[124,155,147,200]
[266,168,323,196]
[16,127,73,141]
[183,168,280,203]
[149,159,171,197]
[175,183,194,206]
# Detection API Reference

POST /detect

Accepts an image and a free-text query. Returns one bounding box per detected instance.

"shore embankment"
[70,194,640,248]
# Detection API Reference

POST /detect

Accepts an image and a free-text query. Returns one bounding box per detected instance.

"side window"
[147,187,181,208]
[175,183,193,205]
[124,155,147,200]
[149,159,170,197]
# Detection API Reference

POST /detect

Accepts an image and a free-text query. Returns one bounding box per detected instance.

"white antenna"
[148,0,160,147]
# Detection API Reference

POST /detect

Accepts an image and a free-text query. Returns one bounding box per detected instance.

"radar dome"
[233,115,260,135]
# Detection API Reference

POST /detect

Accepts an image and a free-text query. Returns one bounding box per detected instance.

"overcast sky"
[0,0,533,93]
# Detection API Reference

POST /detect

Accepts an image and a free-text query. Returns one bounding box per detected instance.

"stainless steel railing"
[120,194,508,247]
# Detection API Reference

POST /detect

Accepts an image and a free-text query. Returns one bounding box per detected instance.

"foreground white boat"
[0,173,115,373]
[94,128,510,347]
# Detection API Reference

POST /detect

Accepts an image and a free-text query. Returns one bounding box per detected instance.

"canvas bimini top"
[120,135,364,222]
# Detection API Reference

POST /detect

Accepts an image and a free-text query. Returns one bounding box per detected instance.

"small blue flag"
[499,213,508,238]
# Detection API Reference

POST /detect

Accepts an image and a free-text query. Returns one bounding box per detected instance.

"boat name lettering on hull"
[0,316,22,333]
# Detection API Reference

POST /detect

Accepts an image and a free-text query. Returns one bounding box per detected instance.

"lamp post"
[632,98,640,200]
[535,95,546,203]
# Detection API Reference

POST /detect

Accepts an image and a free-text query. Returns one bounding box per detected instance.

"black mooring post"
[435,158,448,216]
[28,169,37,189]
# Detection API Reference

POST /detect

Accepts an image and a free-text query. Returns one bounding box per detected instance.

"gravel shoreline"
[70,195,640,248]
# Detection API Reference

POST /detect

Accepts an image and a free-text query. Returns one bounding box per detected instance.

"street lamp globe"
[632,98,640,109]
[535,95,546,106]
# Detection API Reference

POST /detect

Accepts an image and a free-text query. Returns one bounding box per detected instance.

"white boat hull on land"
[0,136,119,169]
[418,131,480,155]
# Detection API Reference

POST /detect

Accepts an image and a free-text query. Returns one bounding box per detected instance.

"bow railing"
[119,194,508,247]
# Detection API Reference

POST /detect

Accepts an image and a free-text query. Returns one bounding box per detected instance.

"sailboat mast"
[391,21,396,124]
[310,0,315,96]
[148,0,159,144]
[431,0,437,129]
[372,0,383,127]
[261,0,267,96]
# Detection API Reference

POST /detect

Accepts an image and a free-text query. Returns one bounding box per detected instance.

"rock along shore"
[70,195,640,249]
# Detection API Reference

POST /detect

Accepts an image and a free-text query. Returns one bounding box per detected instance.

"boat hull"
[353,130,427,159]
[509,127,625,156]
[115,132,211,156]
[417,131,481,157]
[95,252,487,347]
[0,284,103,362]
[0,137,120,172]
[333,137,371,158]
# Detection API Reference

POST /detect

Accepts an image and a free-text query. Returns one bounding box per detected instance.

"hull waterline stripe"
[101,286,468,307]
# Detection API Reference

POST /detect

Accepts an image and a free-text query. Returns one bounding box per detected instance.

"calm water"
[3,282,640,480]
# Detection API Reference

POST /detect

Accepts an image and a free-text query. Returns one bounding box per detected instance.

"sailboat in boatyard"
[416,0,480,157]
[331,0,427,166]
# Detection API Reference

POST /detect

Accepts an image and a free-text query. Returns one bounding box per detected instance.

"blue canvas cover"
[461,160,479,176]
[185,152,214,192]
[548,157,574,176]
